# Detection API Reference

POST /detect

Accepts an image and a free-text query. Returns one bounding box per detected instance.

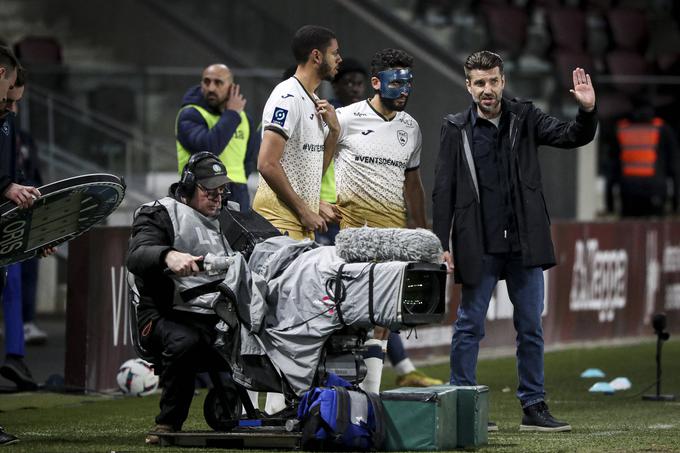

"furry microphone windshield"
[334,227,443,264]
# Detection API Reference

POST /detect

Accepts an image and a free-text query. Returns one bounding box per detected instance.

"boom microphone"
[335,227,443,264]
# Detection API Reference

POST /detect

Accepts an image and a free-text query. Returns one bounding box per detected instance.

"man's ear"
[370,76,381,91]
[311,49,322,65]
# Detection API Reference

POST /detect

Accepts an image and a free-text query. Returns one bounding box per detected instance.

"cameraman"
[127,152,233,444]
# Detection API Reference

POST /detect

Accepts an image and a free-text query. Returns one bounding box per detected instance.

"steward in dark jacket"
[432,98,598,285]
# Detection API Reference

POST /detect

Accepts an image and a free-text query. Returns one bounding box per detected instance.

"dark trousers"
[21,258,39,323]
[142,314,219,430]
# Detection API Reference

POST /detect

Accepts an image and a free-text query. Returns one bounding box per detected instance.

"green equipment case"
[381,386,458,451]
[381,385,489,450]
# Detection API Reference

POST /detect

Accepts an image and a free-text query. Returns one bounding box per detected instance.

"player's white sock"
[394,357,417,376]
[359,339,387,393]
[265,392,286,415]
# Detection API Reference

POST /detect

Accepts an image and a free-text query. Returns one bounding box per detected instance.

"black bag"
[219,208,280,260]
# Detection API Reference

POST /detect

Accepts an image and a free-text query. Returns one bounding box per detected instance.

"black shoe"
[519,401,571,432]
[488,421,499,432]
[0,356,38,391]
[0,426,18,445]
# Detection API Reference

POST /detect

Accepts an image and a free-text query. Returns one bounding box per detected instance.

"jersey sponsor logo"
[397,130,408,146]
[302,143,325,152]
[272,107,288,127]
[353,154,406,169]
[281,93,294,99]
[399,117,415,128]
[361,130,374,135]
[354,111,367,117]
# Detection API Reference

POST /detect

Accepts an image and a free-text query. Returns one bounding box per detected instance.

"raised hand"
[225,83,246,113]
[569,67,596,112]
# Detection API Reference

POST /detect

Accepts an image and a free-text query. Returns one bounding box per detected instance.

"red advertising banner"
[403,220,680,357]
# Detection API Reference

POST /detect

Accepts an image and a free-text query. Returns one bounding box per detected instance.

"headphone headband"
[180,152,222,195]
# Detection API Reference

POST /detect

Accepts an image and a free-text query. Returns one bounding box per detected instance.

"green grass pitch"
[1,339,678,452]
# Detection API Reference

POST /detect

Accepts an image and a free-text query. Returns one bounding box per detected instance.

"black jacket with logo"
[432,98,598,286]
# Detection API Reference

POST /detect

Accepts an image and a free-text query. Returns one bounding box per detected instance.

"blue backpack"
[298,385,385,451]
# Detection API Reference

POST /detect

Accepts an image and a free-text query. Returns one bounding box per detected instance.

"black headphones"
[180,151,223,197]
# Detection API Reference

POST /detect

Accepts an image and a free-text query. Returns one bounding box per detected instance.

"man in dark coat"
[432,51,597,432]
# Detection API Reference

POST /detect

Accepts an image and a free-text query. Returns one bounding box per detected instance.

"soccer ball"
[116,358,158,396]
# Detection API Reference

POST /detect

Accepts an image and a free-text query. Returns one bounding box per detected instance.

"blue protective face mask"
[377,69,413,99]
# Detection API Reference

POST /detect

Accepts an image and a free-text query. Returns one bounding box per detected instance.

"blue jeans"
[450,253,545,407]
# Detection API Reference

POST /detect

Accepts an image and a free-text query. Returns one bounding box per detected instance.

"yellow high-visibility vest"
[176,105,249,183]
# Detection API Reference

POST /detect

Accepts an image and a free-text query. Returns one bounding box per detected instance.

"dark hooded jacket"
[176,85,260,176]
[432,98,597,286]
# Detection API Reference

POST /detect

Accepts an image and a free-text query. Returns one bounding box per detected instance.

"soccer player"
[253,25,341,240]
[334,48,441,392]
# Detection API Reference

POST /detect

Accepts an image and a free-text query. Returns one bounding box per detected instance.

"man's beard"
[205,93,225,109]
[477,94,499,114]
[319,60,334,82]
[380,94,408,112]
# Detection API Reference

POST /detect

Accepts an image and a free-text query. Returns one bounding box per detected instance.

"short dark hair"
[291,25,336,64]
[0,46,18,77]
[13,65,26,88]
[333,57,367,84]
[281,63,297,81]
[370,48,414,77]
[464,51,504,79]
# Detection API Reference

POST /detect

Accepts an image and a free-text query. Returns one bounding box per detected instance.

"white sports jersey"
[335,99,422,229]
[253,77,328,237]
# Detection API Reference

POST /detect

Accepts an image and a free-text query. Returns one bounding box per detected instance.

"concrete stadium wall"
[66,220,680,392]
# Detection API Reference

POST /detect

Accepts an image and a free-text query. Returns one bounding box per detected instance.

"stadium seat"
[13,36,63,65]
[584,0,614,14]
[548,7,587,52]
[607,8,648,51]
[605,50,649,94]
[554,51,596,90]
[483,6,528,57]
[594,90,632,120]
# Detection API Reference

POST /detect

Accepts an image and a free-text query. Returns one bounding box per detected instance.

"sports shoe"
[0,356,38,391]
[145,424,174,445]
[519,401,571,432]
[488,421,499,432]
[24,322,48,346]
[395,370,443,387]
[0,426,18,446]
